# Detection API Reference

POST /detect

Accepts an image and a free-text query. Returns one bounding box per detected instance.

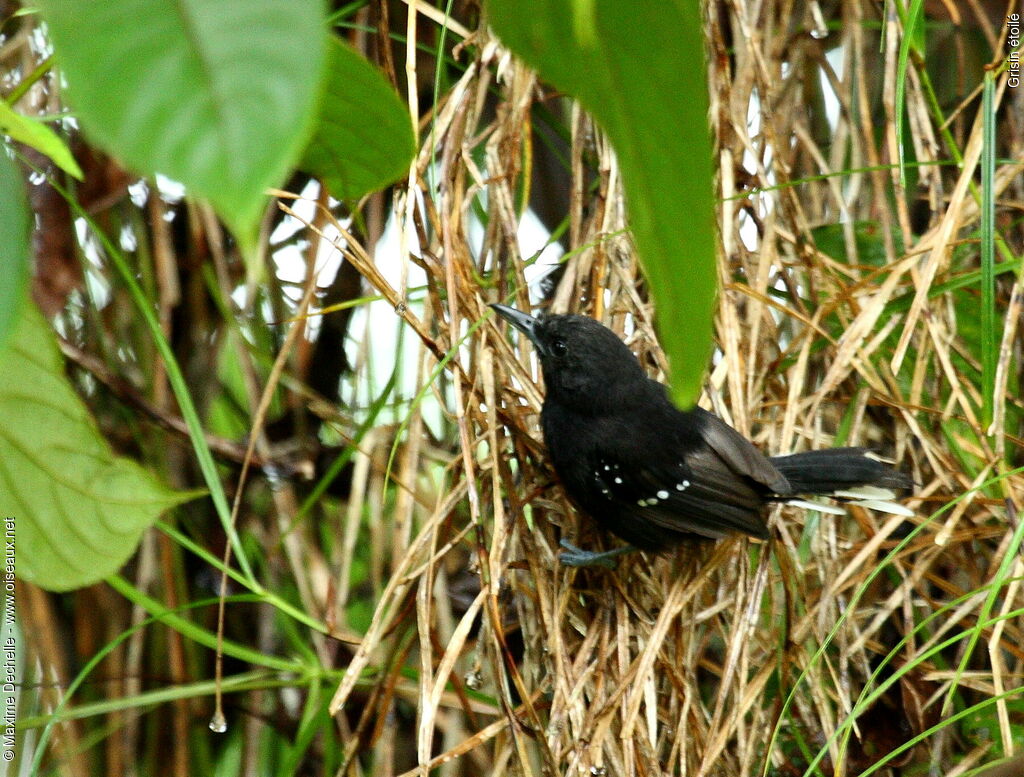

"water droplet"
[209,711,227,733]
[395,301,408,314]
[465,670,483,690]
[590,767,607,776]
[809,26,828,39]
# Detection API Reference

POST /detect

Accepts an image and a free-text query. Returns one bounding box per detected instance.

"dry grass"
[311,3,1024,775]
[10,0,1024,775]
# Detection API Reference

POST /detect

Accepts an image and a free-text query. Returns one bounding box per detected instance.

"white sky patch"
[822,46,844,132]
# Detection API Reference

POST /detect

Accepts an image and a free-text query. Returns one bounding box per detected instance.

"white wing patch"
[787,485,915,517]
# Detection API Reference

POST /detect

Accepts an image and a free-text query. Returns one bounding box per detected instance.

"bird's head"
[490,304,650,411]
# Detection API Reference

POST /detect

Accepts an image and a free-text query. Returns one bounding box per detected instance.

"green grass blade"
[980,70,997,430]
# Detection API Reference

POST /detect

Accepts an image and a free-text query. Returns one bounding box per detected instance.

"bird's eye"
[550,339,568,357]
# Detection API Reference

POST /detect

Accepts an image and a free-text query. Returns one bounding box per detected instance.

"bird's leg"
[558,539,636,568]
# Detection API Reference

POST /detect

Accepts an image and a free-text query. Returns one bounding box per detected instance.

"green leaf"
[810,221,905,267]
[0,148,30,351]
[301,36,415,201]
[33,0,328,253]
[487,0,718,406]
[893,0,926,188]
[0,102,83,179]
[963,698,1024,749]
[0,303,198,591]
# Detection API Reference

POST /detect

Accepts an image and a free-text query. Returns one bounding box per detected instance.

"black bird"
[491,305,914,567]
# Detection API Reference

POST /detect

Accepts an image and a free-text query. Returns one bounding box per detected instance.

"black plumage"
[491,305,913,566]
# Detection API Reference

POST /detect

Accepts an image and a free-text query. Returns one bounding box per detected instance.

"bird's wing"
[692,407,791,494]
[589,448,770,540]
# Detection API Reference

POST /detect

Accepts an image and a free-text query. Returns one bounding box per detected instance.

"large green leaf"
[487,0,718,406]
[301,36,415,201]
[33,0,327,253]
[0,102,83,179]
[0,148,30,351]
[0,303,198,591]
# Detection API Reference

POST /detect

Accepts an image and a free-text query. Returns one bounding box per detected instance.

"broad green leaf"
[0,148,30,350]
[301,36,415,201]
[0,303,198,591]
[33,0,328,253]
[487,0,718,406]
[0,102,83,179]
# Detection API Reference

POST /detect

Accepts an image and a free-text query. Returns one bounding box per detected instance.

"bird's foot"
[558,540,635,568]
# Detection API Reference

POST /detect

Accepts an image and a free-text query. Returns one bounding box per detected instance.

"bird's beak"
[490,304,546,355]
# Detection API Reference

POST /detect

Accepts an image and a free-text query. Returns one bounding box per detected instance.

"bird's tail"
[769,448,914,516]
